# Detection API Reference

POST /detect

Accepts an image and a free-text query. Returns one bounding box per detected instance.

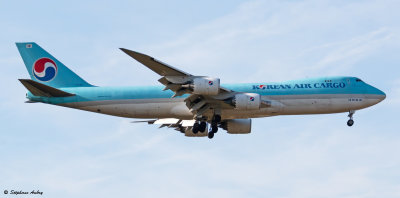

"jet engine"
[222,119,252,134]
[192,77,220,95]
[233,93,261,110]
[184,127,208,137]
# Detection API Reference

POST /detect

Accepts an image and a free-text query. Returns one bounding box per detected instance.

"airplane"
[16,42,386,139]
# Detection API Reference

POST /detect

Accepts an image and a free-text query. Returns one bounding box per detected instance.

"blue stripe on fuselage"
[26,76,385,105]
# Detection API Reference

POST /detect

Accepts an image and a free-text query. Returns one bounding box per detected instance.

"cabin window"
[349,98,362,102]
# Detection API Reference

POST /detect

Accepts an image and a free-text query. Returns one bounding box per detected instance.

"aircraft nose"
[375,88,386,102]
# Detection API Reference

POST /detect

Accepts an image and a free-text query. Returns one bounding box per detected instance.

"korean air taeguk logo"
[33,58,58,82]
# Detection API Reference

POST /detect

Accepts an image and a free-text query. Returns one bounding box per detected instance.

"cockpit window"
[356,78,363,82]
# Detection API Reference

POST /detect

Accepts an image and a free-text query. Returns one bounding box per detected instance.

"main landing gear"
[347,110,355,127]
[208,114,221,139]
[192,114,221,139]
[208,124,218,139]
[192,121,207,134]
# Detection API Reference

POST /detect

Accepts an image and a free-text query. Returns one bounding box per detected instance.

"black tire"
[347,119,354,127]
[208,132,214,139]
[199,122,207,132]
[214,115,221,123]
[192,123,200,134]
[212,125,218,133]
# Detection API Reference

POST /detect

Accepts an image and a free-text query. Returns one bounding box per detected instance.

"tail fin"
[16,42,93,88]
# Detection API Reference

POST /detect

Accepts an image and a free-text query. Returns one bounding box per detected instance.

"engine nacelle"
[192,77,220,95]
[184,127,208,137]
[223,119,252,134]
[233,93,261,110]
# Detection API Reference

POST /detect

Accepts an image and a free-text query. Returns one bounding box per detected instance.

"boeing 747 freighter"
[17,42,386,139]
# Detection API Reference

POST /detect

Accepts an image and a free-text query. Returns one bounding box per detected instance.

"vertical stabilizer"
[16,42,93,88]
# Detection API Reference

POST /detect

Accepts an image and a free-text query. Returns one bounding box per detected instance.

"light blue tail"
[16,42,93,88]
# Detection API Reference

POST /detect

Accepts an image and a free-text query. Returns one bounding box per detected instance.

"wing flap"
[132,118,207,137]
[153,118,180,125]
[181,120,196,127]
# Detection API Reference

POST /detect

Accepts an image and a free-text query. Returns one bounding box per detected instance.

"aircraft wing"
[120,48,271,121]
[119,49,191,76]
[120,48,274,120]
[120,48,232,97]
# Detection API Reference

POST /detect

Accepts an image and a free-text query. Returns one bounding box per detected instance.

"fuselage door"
[346,78,351,86]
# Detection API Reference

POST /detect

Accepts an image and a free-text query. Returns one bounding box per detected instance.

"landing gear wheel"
[211,124,218,133]
[213,115,221,123]
[347,119,354,127]
[208,132,214,139]
[347,110,355,127]
[192,122,199,134]
[199,122,207,133]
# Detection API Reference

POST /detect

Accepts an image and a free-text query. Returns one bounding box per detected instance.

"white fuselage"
[64,93,383,120]
[31,77,385,121]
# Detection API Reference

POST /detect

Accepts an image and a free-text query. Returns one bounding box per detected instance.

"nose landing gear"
[347,110,355,127]
[347,119,354,127]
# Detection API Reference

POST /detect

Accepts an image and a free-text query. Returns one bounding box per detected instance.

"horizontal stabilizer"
[19,79,75,97]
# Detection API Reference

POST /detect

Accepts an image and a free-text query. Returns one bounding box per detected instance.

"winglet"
[19,79,75,97]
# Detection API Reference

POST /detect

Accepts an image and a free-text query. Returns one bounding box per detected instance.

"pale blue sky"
[1,0,400,197]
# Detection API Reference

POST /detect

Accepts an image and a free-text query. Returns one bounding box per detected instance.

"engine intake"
[192,77,220,95]
[222,119,252,134]
[233,93,261,110]
[184,128,208,137]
